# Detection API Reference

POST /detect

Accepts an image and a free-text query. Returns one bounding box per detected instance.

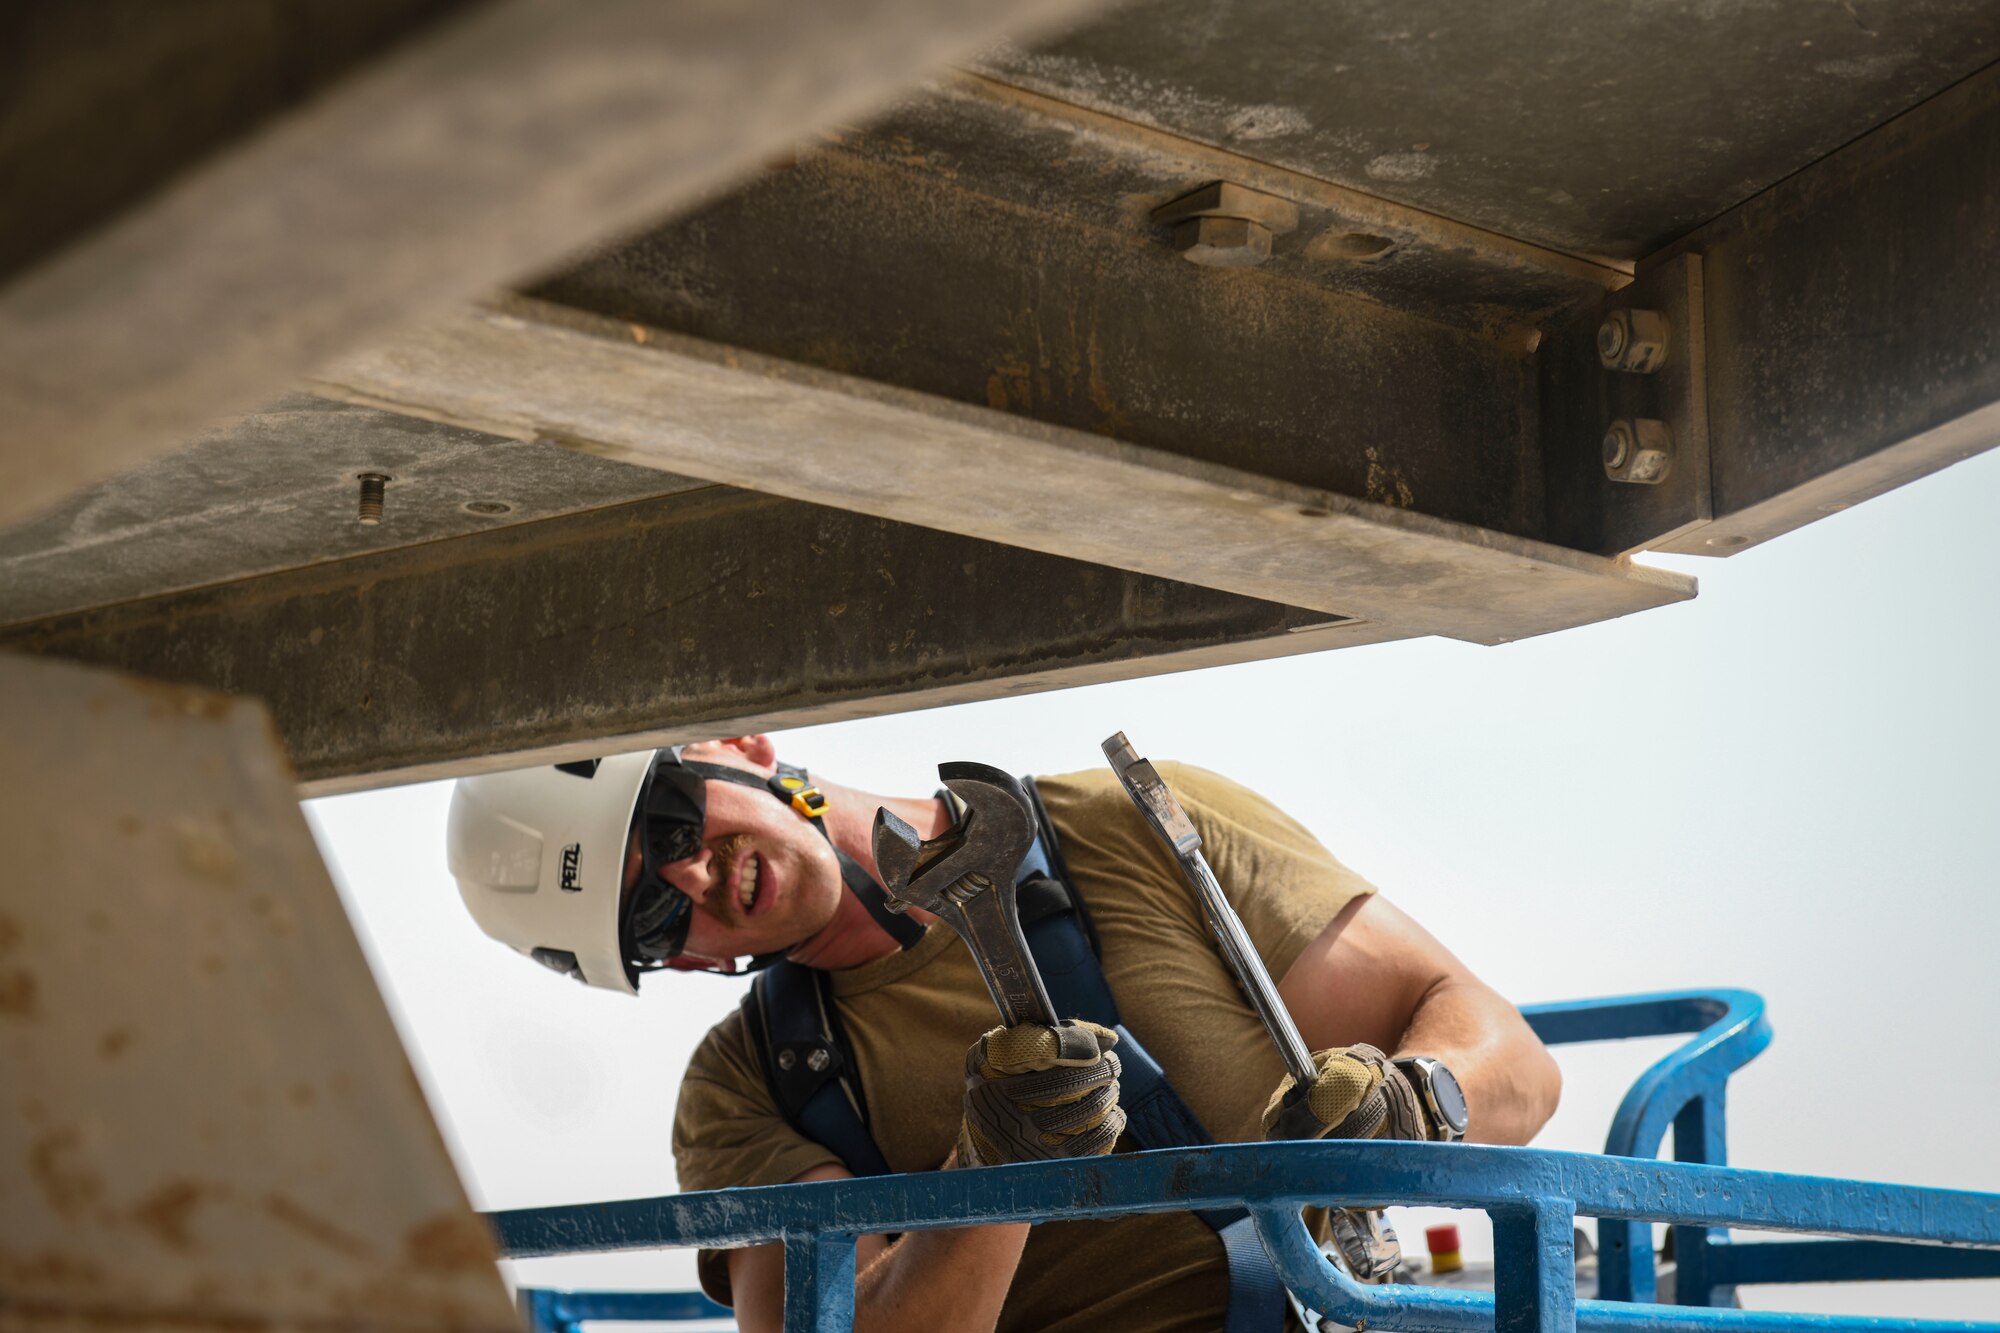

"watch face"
[1429,1063,1470,1135]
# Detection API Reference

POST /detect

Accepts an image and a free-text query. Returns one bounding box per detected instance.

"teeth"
[739,854,759,912]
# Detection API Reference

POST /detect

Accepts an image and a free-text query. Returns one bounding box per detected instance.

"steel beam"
[522,135,1560,541]
[0,396,702,628]
[0,489,1378,792]
[1545,60,2000,558]
[0,0,1101,529]
[317,299,1692,647]
[0,652,513,1331]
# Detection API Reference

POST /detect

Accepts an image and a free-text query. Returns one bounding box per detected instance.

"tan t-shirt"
[672,764,1376,1332]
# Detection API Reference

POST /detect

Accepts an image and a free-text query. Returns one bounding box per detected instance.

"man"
[447,737,1561,1332]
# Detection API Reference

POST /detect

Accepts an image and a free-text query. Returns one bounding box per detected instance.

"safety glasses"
[623,753,709,966]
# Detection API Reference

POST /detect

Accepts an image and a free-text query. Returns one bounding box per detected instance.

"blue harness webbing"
[742,777,1286,1333]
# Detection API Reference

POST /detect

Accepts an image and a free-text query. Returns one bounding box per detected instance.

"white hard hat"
[446,752,655,994]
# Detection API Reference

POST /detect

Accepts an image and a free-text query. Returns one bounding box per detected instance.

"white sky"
[310,445,2000,1321]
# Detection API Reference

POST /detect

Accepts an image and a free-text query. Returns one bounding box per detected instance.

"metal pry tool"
[872,762,1060,1028]
[1101,731,1319,1091]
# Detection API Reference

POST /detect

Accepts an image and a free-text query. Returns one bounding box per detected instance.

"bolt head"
[1596,308,1669,373]
[1601,421,1634,472]
[777,1049,797,1071]
[805,1048,832,1073]
[1596,316,1628,364]
[1603,418,1675,484]
[1172,215,1274,267]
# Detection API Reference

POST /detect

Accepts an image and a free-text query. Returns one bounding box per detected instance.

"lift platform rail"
[498,990,2000,1332]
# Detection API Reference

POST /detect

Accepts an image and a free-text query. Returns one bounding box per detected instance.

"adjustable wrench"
[872,762,1059,1028]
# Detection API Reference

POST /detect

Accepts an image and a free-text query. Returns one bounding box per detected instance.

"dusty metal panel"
[0,652,515,1330]
[836,75,1622,336]
[1540,254,1714,557]
[0,0,1106,529]
[977,0,2000,258]
[313,298,1694,645]
[0,491,1376,792]
[1649,60,2000,555]
[532,144,1548,540]
[0,397,697,627]
[0,0,472,284]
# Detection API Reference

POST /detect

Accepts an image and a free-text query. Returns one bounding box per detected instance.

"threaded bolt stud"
[356,472,391,525]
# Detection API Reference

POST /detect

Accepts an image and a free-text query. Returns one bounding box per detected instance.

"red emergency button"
[1425,1223,1463,1275]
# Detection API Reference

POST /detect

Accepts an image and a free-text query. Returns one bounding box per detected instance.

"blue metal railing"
[501,991,2000,1331]
[1520,988,1775,1303]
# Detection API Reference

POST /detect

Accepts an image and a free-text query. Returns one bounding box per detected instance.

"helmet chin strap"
[673,758,926,974]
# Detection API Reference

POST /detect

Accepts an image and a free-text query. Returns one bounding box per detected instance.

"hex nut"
[1603,418,1674,484]
[1601,421,1633,472]
[1172,215,1274,267]
[1596,308,1670,374]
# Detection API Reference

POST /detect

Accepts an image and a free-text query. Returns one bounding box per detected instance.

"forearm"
[1393,974,1559,1145]
[853,1219,1032,1333]
[729,1213,1027,1333]
[1280,896,1562,1146]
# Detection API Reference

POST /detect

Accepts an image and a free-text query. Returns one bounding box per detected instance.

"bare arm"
[1276,894,1560,1145]
[728,1161,1030,1333]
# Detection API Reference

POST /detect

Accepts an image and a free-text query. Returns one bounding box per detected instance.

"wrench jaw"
[871,806,925,915]
[869,767,1060,1029]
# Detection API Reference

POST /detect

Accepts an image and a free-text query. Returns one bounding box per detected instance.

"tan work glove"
[956,1020,1125,1168]
[1262,1044,1430,1143]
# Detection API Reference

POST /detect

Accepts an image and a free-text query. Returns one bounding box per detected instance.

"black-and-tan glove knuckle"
[957,1021,1125,1168]
[1263,1042,1435,1142]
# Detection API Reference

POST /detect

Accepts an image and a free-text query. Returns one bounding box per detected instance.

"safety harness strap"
[1016,790,1286,1333]
[743,774,1286,1332]
[743,959,893,1179]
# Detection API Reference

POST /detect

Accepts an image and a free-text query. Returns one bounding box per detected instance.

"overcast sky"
[311,444,2000,1322]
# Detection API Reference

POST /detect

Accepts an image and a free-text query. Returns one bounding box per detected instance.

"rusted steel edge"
[945,71,1634,291]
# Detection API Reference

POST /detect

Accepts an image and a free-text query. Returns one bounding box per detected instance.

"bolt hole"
[1297,506,1331,518]
[1704,534,1750,549]
[1317,231,1396,261]
[463,500,514,516]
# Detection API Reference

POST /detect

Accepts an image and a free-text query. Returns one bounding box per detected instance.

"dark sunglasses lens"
[628,880,692,961]
[626,753,707,964]
[648,819,704,864]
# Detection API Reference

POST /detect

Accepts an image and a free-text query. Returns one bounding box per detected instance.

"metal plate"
[0,652,516,1332]
[0,395,700,627]
[1541,253,1712,556]
[980,0,2000,258]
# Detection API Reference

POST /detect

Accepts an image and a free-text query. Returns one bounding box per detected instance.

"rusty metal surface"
[1650,60,2000,555]
[533,146,1545,539]
[840,75,1621,334]
[0,0,1110,530]
[0,652,515,1330]
[0,491,1372,792]
[312,298,1693,645]
[0,396,697,627]
[0,0,475,285]
[977,0,2000,258]
[1541,254,1713,556]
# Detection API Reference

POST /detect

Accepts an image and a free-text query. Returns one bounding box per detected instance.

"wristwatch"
[1393,1056,1469,1142]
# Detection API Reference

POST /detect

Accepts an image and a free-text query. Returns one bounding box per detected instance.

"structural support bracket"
[1543,252,1712,556]
[316,297,1693,646]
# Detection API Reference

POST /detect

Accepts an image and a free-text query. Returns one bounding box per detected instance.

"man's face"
[622,745,844,966]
